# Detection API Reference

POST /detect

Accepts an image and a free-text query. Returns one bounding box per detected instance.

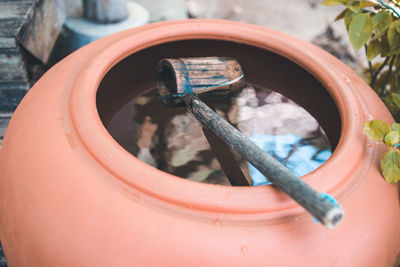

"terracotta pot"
[0,20,399,266]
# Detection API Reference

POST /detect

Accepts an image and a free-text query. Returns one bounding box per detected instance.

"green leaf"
[393,123,400,132]
[380,150,400,183]
[363,119,391,142]
[322,0,345,5]
[390,71,399,90]
[383,96,400,122]
[380,36,400,56]
[380,36,391,56]
[372,11,393,36]
[387,21,400,50]
[360,1,380,7]
[367,39,382,60]
[384,131,400,146]
[392,92,400,108]
[335,9,347,21]
[345,9,357,30]
[346,1,361,12]
[349,13,373,50]
[371,28,388,41]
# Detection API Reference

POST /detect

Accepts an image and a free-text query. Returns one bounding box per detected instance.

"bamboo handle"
[184,94,344,229]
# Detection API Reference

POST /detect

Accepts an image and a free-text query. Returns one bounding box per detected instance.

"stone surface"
[312,25,364,70]
[135,0,188,21]
[187,0,341,41]
[186,0,365,69]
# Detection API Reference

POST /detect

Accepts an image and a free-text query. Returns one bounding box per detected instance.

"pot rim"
[69,19,366,219]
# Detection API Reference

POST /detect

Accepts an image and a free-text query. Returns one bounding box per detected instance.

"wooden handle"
[184,94,344,229]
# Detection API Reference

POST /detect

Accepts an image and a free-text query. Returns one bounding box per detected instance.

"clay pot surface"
[0,20,399,266]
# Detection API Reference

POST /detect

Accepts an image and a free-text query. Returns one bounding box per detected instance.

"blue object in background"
[248,134,332,185]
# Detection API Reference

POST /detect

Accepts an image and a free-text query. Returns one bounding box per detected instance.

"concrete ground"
[187,0,364,67]
[188,0,342,41]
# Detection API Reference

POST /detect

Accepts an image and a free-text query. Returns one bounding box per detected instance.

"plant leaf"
[390,71,399,90]
[360,1,380,7]
[346,1,361,12]
[372,11,393,36]
[345,9,357,30]
[349,13,373,49]
[363,119,391,142]
[322,0,345,6]
[380,35,393,56]
[367,39,382,60]
[384,131,400,146]
[335,9,348,21]
[387,21,400,51]
[383,96,400,122]
[372,28,389,41]
[393,123,400,132]
[392,92,400,108]
[380,150,400,183]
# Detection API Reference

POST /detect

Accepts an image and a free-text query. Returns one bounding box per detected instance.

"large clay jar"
[0,20,399,266]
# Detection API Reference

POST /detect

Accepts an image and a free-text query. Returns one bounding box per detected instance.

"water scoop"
[156,57,344,229]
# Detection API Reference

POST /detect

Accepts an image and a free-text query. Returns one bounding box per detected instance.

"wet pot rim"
[68,19,367,218]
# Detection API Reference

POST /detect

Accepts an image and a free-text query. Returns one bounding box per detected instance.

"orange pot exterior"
[0,20,399,267]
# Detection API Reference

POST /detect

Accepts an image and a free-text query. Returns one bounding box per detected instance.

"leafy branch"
[364,120,400,183]
[323,0,400,122]
[323,0,400,183]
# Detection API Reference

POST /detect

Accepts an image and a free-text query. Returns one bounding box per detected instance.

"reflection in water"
[106,85,332,186]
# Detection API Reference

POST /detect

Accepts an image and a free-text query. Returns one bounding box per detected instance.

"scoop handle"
[184,94,344,229]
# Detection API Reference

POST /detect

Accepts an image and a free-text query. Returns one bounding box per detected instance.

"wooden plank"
[0,17,29,37]
[0,37,27,84]
[0,52,29,83]
[0,115,11,146]
[0,0,60,115]
[17,0,65,63]
[0,1,35,37]
[0,38,18,54]
[0,83,29,113]
[0,1,34,19]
